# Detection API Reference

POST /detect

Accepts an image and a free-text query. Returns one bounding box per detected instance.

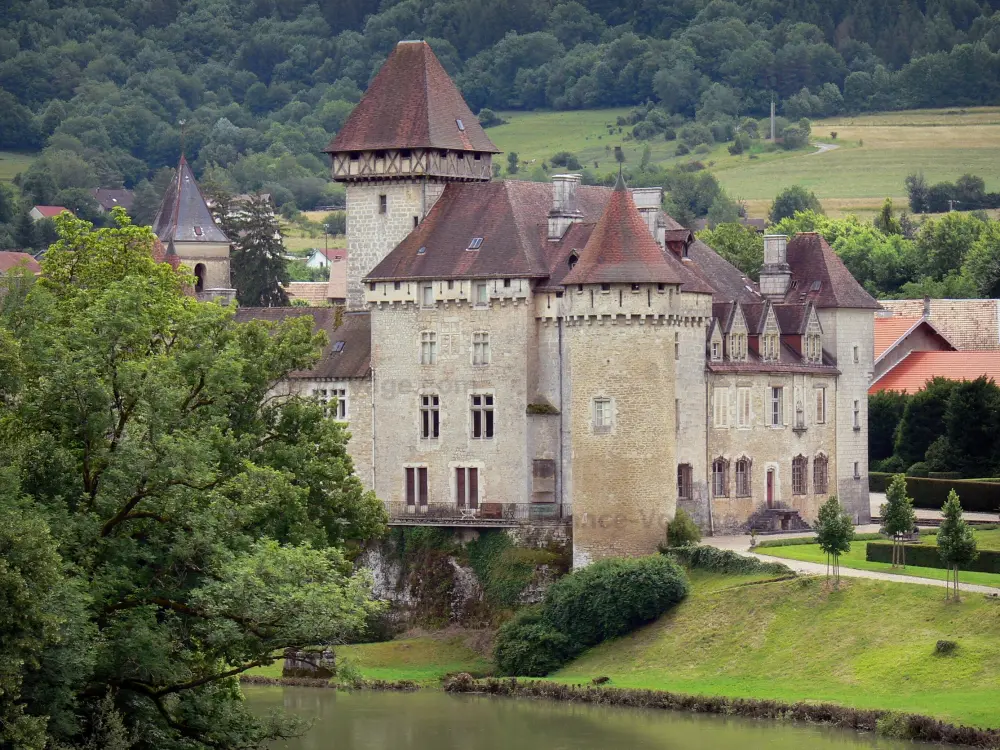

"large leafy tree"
[696,222,763,279]
[937,490,978,601]
[0,210,385,749]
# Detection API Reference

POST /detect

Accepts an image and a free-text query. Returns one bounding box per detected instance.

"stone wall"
[173,240,230,291]
[346,180,446,307]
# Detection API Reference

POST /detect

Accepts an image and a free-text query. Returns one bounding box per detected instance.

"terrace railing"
[384,501,567,526]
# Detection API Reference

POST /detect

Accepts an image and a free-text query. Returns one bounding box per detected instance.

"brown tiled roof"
[91,188,134,212]
[870,351,1000,394]
[153,157,230,244]
[781,233,880,309]
[365,180,609,282]
[708,341,839,375]
[563,179,698,287]
[325,41,499,154]
[234,308,370,379]
[772,303,809,334]
[712,302,735,332]
[878,299,1000,351]
[32,205,70,218]
[0,251,40,274]
[284,282,331,306]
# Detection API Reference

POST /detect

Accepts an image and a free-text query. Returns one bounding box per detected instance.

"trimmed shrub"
[665,545,793,576]
[756,533,884,549]
[929,471,962,480]
[493,607,575,677]
[667,508,701,547]
[545,555,689,648]
[907,462,930,477]
[867,542,1000,573]
[908,477,998,512]
[869,472,891,492]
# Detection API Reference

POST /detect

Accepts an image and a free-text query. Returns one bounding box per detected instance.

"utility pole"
[770,98,776,141]
[948,199,961,212]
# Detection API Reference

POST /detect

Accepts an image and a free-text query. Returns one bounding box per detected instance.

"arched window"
[568,251,578,270]
[712,458,729,497]
[792,455,807,495]
[735,457,751,497]
[813,455,829,494]
[194,263,206,293]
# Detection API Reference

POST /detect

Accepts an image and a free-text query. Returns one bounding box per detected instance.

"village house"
[154,41,878,566]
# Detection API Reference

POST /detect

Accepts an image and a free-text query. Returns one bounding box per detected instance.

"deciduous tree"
[937,490,978,601]
[881,474,917,567]
[815,495,854,586]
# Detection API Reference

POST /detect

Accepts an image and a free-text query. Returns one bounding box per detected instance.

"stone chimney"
[548,174,583,239]
[629,187,663,245]
[759,234,791,299]
[923,295,931,318]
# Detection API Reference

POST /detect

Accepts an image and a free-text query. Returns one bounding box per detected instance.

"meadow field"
[0,151,34,182]
[488,107,1000,219]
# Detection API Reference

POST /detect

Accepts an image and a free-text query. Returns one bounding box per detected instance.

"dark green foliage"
[937,490,979,598]
[943,377,1000,477]
[756,533,884,549]
[895,378,956,466]
[666,508,701,547]
[769,185,824,223]
[228,194,290,307]
[467,530,544,609]
[550,151,583,170]
[875,476,1000,513]
[664,545,794,576]
[869,390,909,463]
[866,541,1000,574]
[493,608,575,677]
[477,108,507,128]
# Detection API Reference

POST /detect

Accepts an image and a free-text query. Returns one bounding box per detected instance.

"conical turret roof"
[562,176,688,286]
[152,156,230,244]
[324,41,499,154]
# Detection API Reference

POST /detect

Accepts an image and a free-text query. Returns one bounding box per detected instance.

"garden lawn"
[762,534,1000,588]
[246,633,491,687]
[555,572,1000,728]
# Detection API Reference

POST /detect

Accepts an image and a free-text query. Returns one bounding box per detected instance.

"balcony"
[384,501,568,527]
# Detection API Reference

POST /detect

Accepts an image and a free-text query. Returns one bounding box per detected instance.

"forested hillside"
[2,0,1000,223]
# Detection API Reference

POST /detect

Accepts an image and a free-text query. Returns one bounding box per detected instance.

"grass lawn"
[488,107,1000,218]
[555,571,1000,728]
[761,531,1000,588]
[246,633,491,687]
[0,150,35,182]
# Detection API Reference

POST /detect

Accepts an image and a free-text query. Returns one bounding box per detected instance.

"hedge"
[756,533,884,549]
[868,475,1000,513]
[665,545,793,576]
[867,542,1000,574]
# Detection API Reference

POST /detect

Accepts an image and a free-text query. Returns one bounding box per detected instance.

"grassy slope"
[555,572,1000,728]
[763,530,1000,588]
[0,151,34,182]
[246,633,491,686]
[489,107,1000,219]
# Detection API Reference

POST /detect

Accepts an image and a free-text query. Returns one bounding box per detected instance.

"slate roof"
[152,157,230,244]
[91,188,134,212]
[365,180,609,282]
[708,340,839,375]
[772,303,811,335]
[781,232,880,309]
[325,41,499,155]
[878,299,1000,351]
[686,238,760,304]
[870,351,1000,394]
[234,308,371,379]
[0,251,41,274]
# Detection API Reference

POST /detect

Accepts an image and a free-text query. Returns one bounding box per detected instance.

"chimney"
[629,187,663,243]
[759,234,791,299]
[548,174,583,239]
[923,295,931,318]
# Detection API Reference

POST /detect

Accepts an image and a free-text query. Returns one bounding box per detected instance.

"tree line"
[2,0,1000,227]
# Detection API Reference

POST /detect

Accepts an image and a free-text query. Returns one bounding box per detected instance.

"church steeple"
[152,157,235,304]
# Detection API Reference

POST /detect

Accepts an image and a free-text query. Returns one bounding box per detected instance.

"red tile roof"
[316,248,346,262]
[782,232,881,310]
[563,178,708,289]
[873,316,921,359]
[870,351,1000,393]
[0,251,40,274]
[325,41,498,154]
[32,206,70,218]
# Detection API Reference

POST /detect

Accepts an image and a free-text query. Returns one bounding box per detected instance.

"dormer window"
[193,226,203,236]
[762,332,780,361]
[332,341,345,353]
[467,237,484,251]
[456,118,465,131]
[568,252,578,269]
[711,340,721,360]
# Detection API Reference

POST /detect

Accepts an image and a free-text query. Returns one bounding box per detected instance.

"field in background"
[489,107,1000,220]
[0,151,35,182]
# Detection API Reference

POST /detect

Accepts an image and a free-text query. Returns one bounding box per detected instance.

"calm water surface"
[246,687,931,750]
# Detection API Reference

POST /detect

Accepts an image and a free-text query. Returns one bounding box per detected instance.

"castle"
[162,41,877,566]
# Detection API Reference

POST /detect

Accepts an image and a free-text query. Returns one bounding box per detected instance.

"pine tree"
[815,495,854,586]
[881,474,916,567]
[229,194,289,307]
[937,490,978,601]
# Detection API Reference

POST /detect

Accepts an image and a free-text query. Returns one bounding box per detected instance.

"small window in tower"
[350,153,360,161]
[600,283,611,293]
[657,283,665,292]
[474,153,482,161]
[379,195,387,214]
[503,278,511,288]
[467,237,483,251]
[332,341,345,353]
[631,283,641,292]
[400,149,412,159]
[417,246,426,255]
[456,118,465,131]
[369,283,376,291]
[394,281,401,291]
[447,280,454,290]
[413,216,419,228]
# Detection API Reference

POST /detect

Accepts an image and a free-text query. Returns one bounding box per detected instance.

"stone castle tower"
[323,41,500,307]
[152,156,235,303]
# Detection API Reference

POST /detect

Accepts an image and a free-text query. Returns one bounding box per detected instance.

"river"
[245,687,933,749]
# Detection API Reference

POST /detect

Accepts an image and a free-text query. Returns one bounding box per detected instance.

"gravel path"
[808,142,840,155]
[704,531,1000,594]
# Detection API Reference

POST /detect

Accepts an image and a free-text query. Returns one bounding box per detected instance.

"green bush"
[880,476,1000,512]
[665,545,793,576]
[466,530,537,609]
[545,556,689,649]
[928,471,962,480]
[493,607,575,677]
[867,541,1000,573]
[667,508,701,547]
[869,472,891,492]
[907,462,930,477]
